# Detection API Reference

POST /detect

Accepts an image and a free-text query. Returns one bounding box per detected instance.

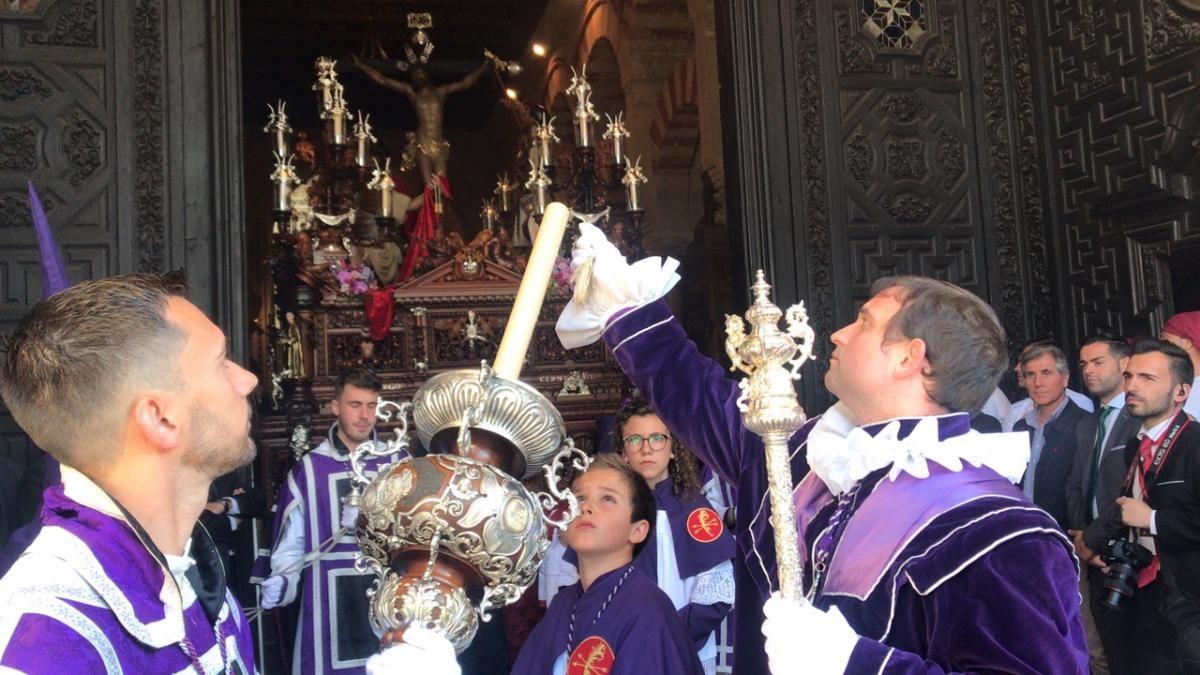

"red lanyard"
[1122,414,1190,497]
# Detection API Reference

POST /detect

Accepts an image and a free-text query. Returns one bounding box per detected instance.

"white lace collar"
[806,403,1030,495]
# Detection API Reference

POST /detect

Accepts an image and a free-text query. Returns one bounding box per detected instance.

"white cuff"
[1150,510,1158,536]
[554,222,680,349]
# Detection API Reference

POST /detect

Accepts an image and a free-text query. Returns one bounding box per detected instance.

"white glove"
[762,592,860,675]
[365,627,461,675]
[260,575,287,610]
[555,221,681,349]
[341,504,360,530]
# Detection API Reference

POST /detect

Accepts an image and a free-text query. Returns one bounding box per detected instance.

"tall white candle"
[492,202,569,380]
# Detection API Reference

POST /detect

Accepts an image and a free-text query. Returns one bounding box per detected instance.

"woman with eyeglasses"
[616,394,736,675]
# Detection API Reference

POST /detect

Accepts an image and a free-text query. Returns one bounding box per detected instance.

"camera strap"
[1121,412,1191,497]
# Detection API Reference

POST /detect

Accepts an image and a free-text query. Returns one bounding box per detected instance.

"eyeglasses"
[622,432,672,452]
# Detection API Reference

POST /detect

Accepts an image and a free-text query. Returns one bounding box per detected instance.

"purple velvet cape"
[511,565,704,675]
[602,299,1089,674]
[0,485,256,673]
[634,479,735,649]
[266,434,406,674]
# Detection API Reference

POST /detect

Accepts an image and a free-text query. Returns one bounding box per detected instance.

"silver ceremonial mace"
[724,270,815,600]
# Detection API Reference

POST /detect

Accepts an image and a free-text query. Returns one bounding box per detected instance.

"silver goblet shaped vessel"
[348,362,585,654]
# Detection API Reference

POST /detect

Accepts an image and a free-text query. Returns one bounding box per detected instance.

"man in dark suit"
[1066,334,1137,673]
[1111,339,1199,673]
[197,467,266,609]
[1015,343,1088,529]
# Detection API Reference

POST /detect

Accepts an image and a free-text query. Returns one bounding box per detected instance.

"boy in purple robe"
[365,454,703,675]
[0,273,259,673]
[510,453,703,675]
[555,224,1089,674]
[260,367,407,674]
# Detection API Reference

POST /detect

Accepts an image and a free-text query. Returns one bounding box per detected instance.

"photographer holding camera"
[1104,339,1198,674]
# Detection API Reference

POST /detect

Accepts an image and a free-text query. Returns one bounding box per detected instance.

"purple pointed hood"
[29,182,69,297]
[1,183,69,575]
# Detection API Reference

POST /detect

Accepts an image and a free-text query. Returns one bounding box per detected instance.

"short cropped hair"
[870,276,1008,413]
[1080,333,1132,361]
[0,273,188,469]
[333,367,382,399]
[1019,342,1070,376]
[1131,339,1195,388]
[581,453,657,558]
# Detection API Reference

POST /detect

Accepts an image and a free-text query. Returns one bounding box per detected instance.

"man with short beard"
[1066,334,1138,673]
[1111,339,1199,673]
[0,273,260,673]
[261,367,407,674]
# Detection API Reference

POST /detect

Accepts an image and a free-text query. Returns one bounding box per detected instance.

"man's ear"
[329,398,341,418]
[629,519,650,547]
[895,337,928,378]
[131,391,182,452]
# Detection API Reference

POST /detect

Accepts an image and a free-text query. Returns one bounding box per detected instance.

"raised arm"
[354,56,415,99]
[440,59,492,95]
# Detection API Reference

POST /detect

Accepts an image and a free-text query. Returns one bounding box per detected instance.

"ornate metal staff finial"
[353,111,377,143]
[723,269,815,600]
[622,155,648,210]
[603,111,630,165]
[270,151,301,211]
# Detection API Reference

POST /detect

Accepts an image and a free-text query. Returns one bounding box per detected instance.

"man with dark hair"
[261,366,408,674]
[1013,342,1089,529]
[0,273,259,673]
[553,223,1087,674]
[1106,338,1199,673]
[1066,333,1138,672]
[1161,310,1200,420]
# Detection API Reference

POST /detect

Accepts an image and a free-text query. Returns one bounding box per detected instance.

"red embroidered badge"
[687,507,723,543]
[567,636,615,675]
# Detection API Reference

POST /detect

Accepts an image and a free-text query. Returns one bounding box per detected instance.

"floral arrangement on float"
[330,260,376,297]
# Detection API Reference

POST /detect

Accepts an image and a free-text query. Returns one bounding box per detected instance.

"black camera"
[1100,538,1154,611]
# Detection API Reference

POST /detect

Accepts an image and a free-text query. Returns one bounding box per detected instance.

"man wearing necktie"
[1066,334,1137,673]
[1111,339,1198,674]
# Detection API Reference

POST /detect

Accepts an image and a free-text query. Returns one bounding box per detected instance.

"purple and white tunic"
[0,467,255,674]
[266,427,405,674]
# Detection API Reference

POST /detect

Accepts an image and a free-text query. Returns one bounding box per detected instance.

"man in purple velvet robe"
[555,223,1089,674]
[260,367,407,674]
[0,273,260,673]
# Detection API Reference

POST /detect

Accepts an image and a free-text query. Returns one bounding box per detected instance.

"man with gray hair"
[1014,342,1089,529]
[0,273,259,673]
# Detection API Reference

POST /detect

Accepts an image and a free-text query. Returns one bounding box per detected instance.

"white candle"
[492,202,569,380]
[380,189,392,218]
[275,180,290,211]
[357,135,370,167]
[578,114,590,148]
[540,134,554,168]
[331,110,346,145]
[275,128,288,157]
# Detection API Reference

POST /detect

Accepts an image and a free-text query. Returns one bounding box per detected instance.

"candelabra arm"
[536,439,590,531]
